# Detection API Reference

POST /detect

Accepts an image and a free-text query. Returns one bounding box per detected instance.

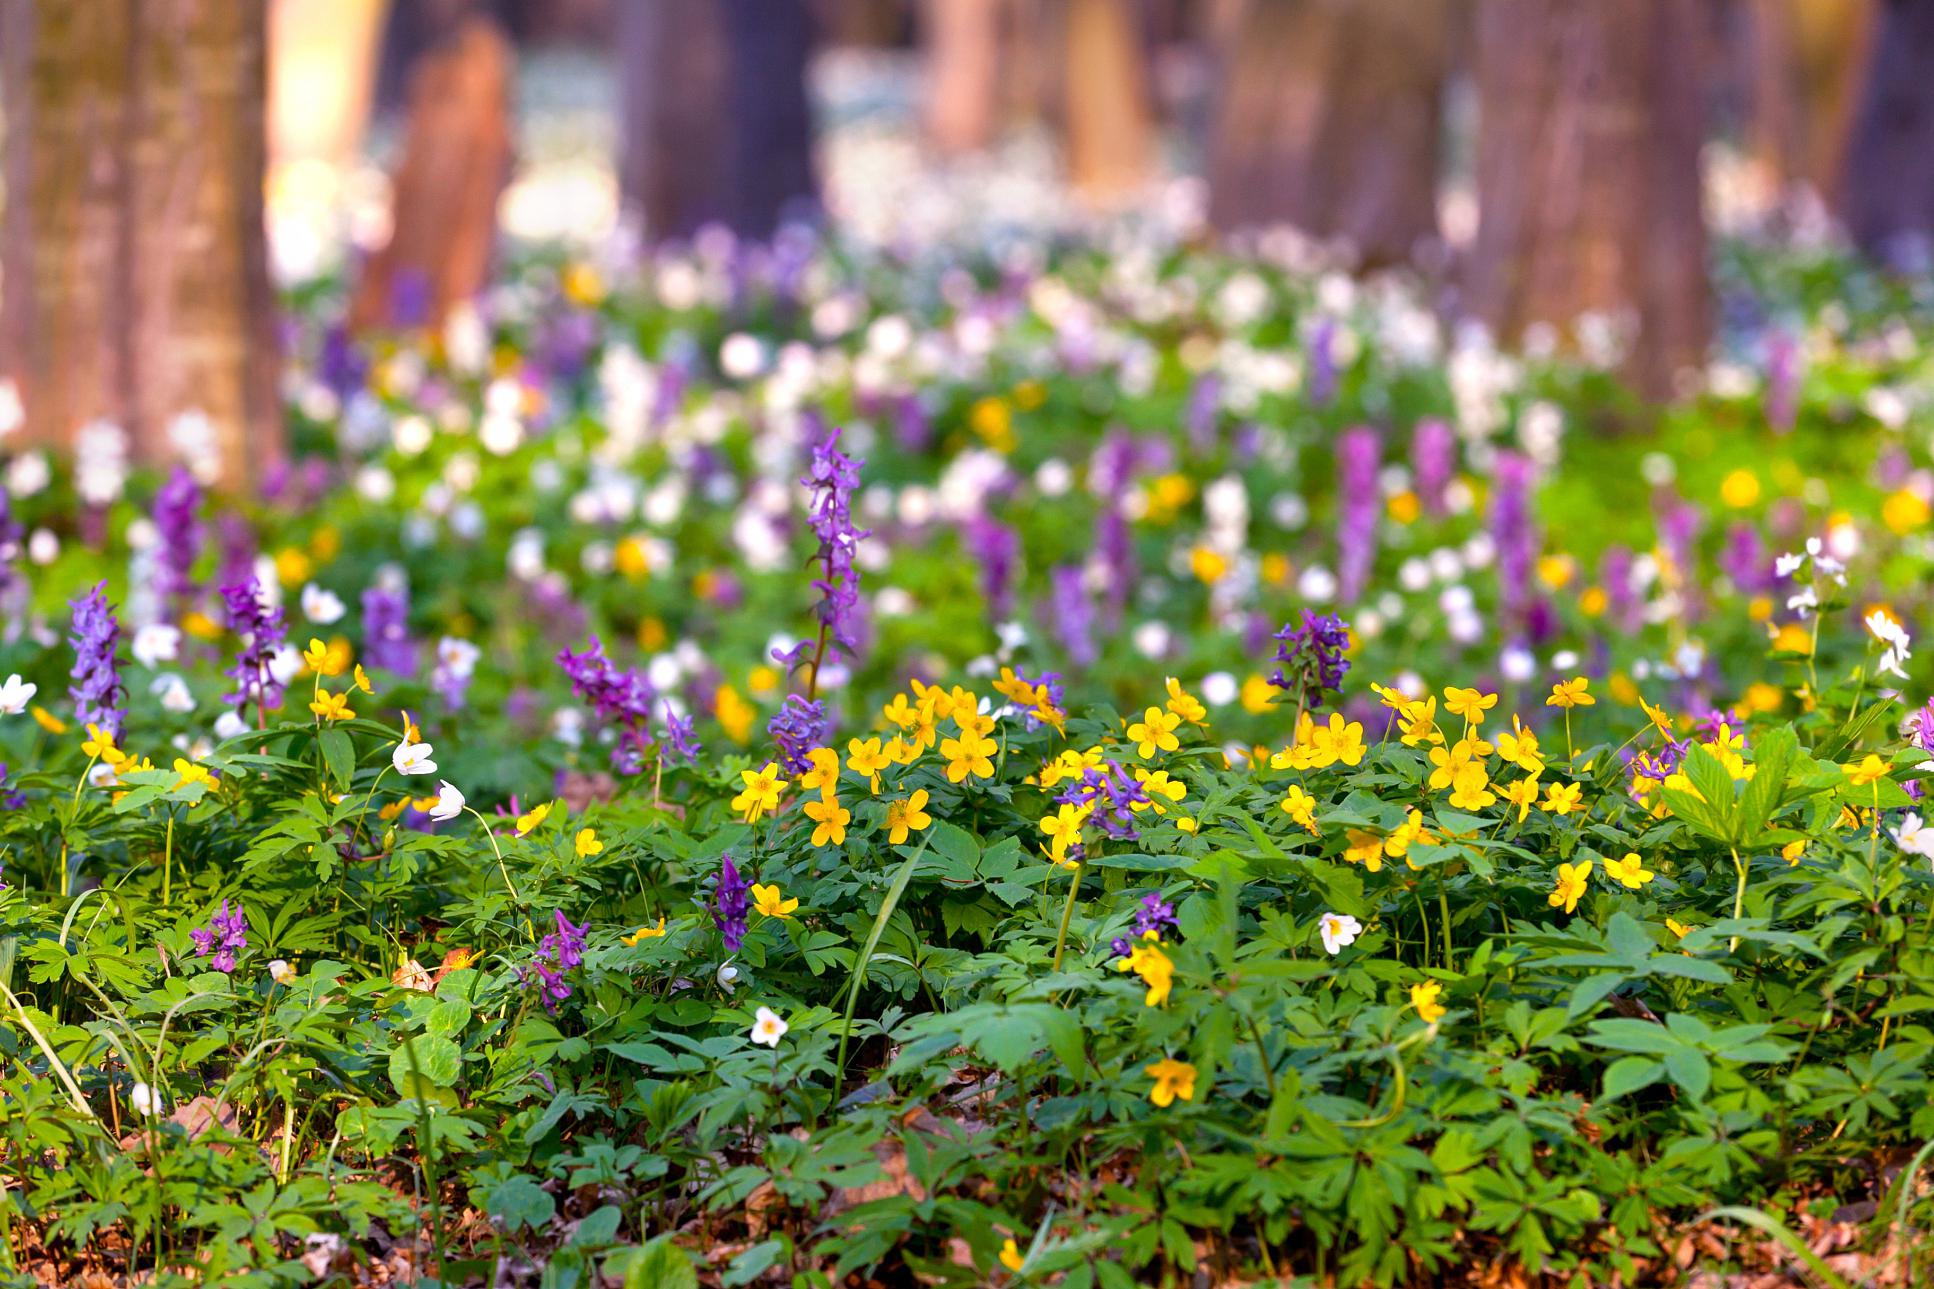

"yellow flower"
[798,747,841,797]
[1639,697,1676,735]
[514,802,552,836]
[622,917,667,945]
[941,728,996,782]
[1280,784,1319,833]
[82,723,127,767]
[1342,828,1385,873]
[1130,767,1186,814]
[1410,980,1447,1024]
[803,797,850,847]
[1040,803,1088,860]
[1548,859,1592,914]
[1115,940,1174,1007]
[1165,676,1207,725]
[714,684,754,744]
[1442,686,1498,724]
[303,637,350,677]
[1384,809,1438,865]
[353,664,375,695]
[999,1238,1026,1273]
[1843,755,1889,787]
[846,737,889,793]
[1782,839,1807,866]
[575,828,603,858]
[1126,706,1182,758]
[1603,851,1655,889]
[1498,776,1540,822]
[1144,1057,1197,1107]
[1495,717,1544,774]
[172,759,215,792]
[309,689,354,722]
[1239,673,1276,714]
[31,705,68,734]
[884,789,932,844]
[732,762,788,823]
[1398,696,1442,747]
[1665,917,1693,940]
[1540,781,1584,816]
[750,882,799,919]
[1448,764,1496,811]
[1427,741,1474,792]
[1546,677,1594,709]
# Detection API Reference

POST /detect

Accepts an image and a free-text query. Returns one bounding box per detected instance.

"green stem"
[161,810,175,908]
[1438,881,1454,973]
[1050,861,1083,974]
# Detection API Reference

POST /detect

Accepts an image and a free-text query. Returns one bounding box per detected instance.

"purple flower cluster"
[1410,419,1454,518]
[1058,760,1150,843]
[713,855,750,953]
[523,909,589,1014]
[797,421,868,672]
[767,695,828,775]
[1269,609,1352,712]
[361,584,416,676]
[68,583,126,738]
[1335,427,1381,604]
[151,466,204,607]
[1307,318,1338,407]
[220,578,287,713]
[556,635,668,773]
[190,900,249,973]
[1110,890,1180,958]
[1489,451,1537,634]
[1050,565,1097,669]
[966,513,1021,621]
[0,485,22,601]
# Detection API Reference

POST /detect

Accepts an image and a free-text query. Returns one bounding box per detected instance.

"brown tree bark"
[1062,0,1155,205]
[0,0,281,491]
[1206,0,1447,265]
[1843,0,1934,271]
[350,15,512,331]
[618,0,820,244]
[1468,0,1711,401]
[923,0,1006,155]
[1741,0,1877,211]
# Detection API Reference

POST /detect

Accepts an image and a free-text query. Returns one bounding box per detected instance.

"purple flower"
[190,900,249,974]
[1093,505,1135,630]
[1132,891,1178,939]
[1058,760,1149,843]
[68,583,126,738]
[1490,451,1537,633]
[151,466,203,608]
[1411,419,1455,518]
[767,695,828,775]
[1307,318,1338,407]
[713,855,750,953]
[522,908,591,1014]
[220,578,287,713]
[1269,610,1351,712]
[966,512,1021,620]
[1186,374,1221,454]
[556,635,660,774]
[0,485,23,602]
[361,583,415,677]
[797,420,868,676]
[1765,327,1800,434]
[1335,427,1380,604]
[1049,565,1097,669]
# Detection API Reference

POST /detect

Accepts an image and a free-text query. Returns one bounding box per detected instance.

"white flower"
[129,1081,164,1117]
[301,584,346,624]
[153,674,195,713]
[1891,812,1934,861]
[1786,585,1818,618]
[393,740,436,776]
[428,780,465,821]
[132,623,181,668]
[1868,609,1913,679]
[268,959,297,986]
[1318,912,1363,956]
[0,673,36,715]
[1774,550,1807,579]
[436,637,481,678]
[750,1006,789,1047]
[716,962,740,993]
[213,710,250,740]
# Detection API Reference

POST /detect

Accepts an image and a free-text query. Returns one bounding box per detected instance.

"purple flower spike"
[68,582,127,738]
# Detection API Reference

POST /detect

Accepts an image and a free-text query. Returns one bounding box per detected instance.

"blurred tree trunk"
[269,0,391,177]
[618,0,820,243]
[1062,0,1155,204]
[924,0,1005,154]
[350,15,512,331]
[1742,0,1876,210]
[1207,0,1447,265]
[1469,0,1710,401]
[0,0,281,491]
[1843,0,1934,271]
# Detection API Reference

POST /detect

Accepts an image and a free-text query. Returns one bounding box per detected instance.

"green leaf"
[1600,1056,1664,1103]
[319,728,356,789]
[388,1033,461,1096]
[1662,1047,1711,1102]
[612,1235,698,1289]
[486,1175,554,1231]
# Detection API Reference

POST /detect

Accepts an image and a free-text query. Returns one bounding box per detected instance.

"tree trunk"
[923,0,1005,155]
[1468,0,1710,401]
[1207,0,1447,265]
[618,0,819,243]
[349,14,512,331]
[1843,0,1934,271]
[1062,0,1155,205]
[0,0,281,491]
[1742,0,1877,211]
